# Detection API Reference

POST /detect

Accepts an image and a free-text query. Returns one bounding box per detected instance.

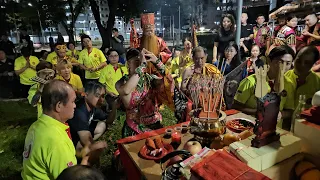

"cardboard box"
[294,119,320,158]
[229,128,301,172]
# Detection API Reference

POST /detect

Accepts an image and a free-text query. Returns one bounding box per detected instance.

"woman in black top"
[213,14,236,63]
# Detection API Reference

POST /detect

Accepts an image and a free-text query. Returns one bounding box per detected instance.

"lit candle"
[171,131,181,144]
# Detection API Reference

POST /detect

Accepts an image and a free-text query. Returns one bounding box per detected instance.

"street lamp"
[28,2,46,44]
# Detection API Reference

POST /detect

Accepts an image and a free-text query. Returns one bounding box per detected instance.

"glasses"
[109,55,119,58]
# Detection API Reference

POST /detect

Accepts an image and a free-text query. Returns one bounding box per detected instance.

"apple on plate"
[183,141,202,155]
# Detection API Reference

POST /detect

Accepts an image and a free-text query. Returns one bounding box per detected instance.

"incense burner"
[187,73,226,145]
[189,109,227,145]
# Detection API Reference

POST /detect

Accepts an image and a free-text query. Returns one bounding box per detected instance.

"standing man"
[253,14,271,56]
[0,35,15,60]
[240,13,253,59]
[110,28,126,63]
[99,49,128,108]
[14,47,39,97]
[78,35,107,84]
[22,80,78,179]
[138,13,172,65]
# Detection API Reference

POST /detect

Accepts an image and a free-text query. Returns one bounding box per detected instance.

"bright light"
[199,27,205,31]
[28,3,32,6]
[163,28,165,30]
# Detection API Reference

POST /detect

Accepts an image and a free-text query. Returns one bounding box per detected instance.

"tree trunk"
[89,0,118,50]
[67,29,75,42]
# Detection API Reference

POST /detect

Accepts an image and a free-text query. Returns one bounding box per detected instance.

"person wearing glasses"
[99,49,128,110]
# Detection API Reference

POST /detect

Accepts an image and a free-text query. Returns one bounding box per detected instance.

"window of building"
[101,14,104,17]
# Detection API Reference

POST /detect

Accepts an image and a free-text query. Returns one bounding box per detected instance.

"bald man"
[22,80,107,180]
[240,13,253,58]
[301,13,320,47]
[22,80,79,179]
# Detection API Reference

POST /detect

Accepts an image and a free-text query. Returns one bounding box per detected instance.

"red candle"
[171,131,181,144]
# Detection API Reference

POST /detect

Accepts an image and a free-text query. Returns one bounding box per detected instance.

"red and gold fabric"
[253,24,271,49]
[273,25,296,47]
[130,18,139,49]
[141,13,155,29]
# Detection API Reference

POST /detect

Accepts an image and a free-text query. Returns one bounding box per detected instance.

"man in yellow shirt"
[49,45,79,69]
[78,35,107,83]
[56,59,84,93]
[285,46,320,108]
[22,80,107,180]
[46,43,61,63]
[14,47,39,97]
[233,45,295,130]
[22,80,78,180]
[99,49,128,108]
[171,40,194,89]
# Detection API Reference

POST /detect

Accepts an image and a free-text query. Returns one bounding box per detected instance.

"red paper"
[301,106,320,125]
[191,151,271,180]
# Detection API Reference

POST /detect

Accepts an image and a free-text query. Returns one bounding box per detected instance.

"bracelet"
[135,63,147,77]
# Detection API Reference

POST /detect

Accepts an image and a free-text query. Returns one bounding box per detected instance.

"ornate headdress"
[141,13,155,30]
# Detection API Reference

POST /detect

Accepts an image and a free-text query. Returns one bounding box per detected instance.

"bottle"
[291,95,306,133]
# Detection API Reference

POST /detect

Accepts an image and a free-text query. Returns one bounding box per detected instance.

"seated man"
[0,49,16,98]
[51,45,79,69]
[181,46,221,94]
[56,60,84,93]
[22,80,82,179]
[46,43,60,63]
[99,49,128,109]
[233,45,295,130]
[285,46,320,108]
[68,81,117,155]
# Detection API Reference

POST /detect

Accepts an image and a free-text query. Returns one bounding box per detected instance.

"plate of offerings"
[226,118,255,133]
[139,137,174,160]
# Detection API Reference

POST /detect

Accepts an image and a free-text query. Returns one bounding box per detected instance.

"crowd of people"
[0,10,319,179]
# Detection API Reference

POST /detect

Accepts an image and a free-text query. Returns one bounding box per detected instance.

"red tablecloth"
[117,109,239,180]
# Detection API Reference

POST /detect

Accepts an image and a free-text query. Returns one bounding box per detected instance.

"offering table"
[117,110,250,180]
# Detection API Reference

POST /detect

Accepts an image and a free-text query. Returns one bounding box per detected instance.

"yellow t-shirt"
[14,56,39,85]
[22,114,77,180]
[285,70,320,108]
[171,55,194,83]
[99,64,128,95]
[55,73,84,92]
[78,48,107,79]
[234,74,295,111]
[46,52,57,63]
[66,49,80,59]
[49,56,78,66]
[27,83,42,118]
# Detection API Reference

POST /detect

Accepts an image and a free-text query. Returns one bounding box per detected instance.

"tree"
[60,0,88,42]
[88,0,120,50]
